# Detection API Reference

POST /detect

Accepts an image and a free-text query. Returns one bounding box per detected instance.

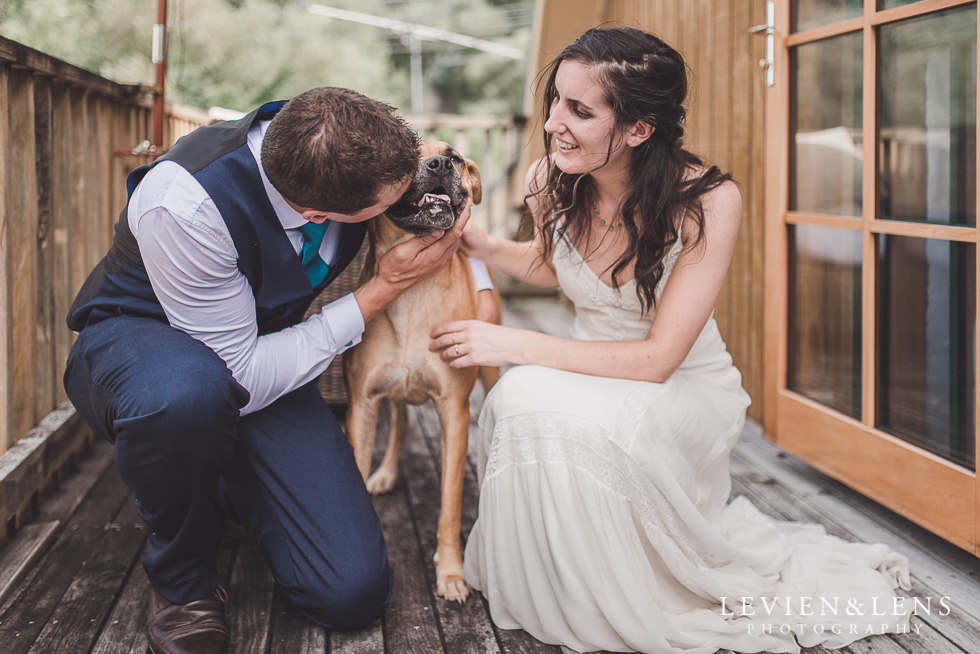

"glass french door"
[764,0,979,553]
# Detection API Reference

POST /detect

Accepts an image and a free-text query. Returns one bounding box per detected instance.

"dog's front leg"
[346,393,383,484]
[432,394,472,602]
[366,400,407,495]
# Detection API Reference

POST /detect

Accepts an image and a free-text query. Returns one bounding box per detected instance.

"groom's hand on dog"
[354,200,472,323]
[381,199,472,286]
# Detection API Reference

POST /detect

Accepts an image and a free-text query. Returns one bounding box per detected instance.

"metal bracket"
[112,139,166,158]
[152,23,165,64]
[750,1,775,87]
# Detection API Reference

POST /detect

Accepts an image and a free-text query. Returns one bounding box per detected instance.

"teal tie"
[298,221,330,286]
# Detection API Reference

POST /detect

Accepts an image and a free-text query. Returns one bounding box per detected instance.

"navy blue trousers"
[64,315,390,629]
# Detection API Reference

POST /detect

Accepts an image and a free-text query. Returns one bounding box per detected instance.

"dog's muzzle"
[387,155,469,234]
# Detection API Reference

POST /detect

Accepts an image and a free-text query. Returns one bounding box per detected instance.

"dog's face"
[386,141,482,234]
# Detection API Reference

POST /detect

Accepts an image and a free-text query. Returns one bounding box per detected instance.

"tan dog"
[344,141,500,602]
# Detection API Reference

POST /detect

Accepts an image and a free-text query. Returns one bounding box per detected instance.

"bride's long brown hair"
[530,27,732,313]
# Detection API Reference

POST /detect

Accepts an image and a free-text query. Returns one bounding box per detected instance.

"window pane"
[879,0,923,9]
[792,0,862,32]
[878,6,977,226]
[789,33,863,216]
[876,236,976,470]
[788,225,862,419]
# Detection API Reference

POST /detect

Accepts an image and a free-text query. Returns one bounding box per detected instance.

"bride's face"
[544,60,631,176]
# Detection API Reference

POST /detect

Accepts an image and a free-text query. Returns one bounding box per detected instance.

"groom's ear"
[301,210,331,224]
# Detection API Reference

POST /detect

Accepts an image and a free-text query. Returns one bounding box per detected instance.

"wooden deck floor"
[1,298,978,654]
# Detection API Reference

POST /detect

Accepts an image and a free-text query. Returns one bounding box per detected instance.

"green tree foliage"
[0,0,530,116]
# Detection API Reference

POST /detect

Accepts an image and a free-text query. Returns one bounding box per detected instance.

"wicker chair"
[305,240,368,406]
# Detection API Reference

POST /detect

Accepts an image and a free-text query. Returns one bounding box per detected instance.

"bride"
[429,26,912,654]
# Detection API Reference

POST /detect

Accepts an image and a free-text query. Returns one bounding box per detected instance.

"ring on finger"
[451,332,457,345]
[454,343,460,357]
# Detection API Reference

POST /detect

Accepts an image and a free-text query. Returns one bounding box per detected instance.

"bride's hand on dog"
[430,320,527,369]
[458,216,490,260]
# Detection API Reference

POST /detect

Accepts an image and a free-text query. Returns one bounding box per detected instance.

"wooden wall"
[0,36,207,456]
[528,0,768,422]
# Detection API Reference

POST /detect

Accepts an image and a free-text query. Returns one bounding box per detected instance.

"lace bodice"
[553,227,685,342]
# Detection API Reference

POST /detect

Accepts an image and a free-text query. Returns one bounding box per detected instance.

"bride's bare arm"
[431,180,742,383]
[458,159,559,287]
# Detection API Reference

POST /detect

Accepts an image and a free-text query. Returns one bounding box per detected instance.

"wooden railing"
[0,36,209,460]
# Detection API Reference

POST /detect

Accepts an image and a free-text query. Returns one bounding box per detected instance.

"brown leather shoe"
[146,586,229,654]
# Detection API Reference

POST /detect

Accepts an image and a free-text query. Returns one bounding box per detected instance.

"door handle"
[750,1,775,87]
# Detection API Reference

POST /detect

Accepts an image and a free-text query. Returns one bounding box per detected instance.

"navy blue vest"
[67,101,366,336]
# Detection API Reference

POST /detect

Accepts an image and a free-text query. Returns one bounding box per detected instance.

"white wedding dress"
[462,227,912,653]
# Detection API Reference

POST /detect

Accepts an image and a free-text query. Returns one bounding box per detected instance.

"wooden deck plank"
[405,403,504,653]
[375,476,446,653]
[268,588,326,654]
[88,542,150,654]
[27,499,145,654]
[843,635,914,654]
[331,617,384,654]
[225,538,275,654]
[0,426,108,599]
[895,618,971,654]
[0,521,58,604]
[0,461,130,653]
[33,438,114,524]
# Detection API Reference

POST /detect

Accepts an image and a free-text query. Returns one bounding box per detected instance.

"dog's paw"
[365,469,398,495]
[437,573,472,603]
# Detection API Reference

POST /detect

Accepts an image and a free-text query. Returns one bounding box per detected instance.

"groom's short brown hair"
[262,87,420,214]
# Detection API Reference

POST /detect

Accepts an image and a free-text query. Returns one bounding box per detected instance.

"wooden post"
[34,77,55,419]
[152,0,168,147]
[68,88,89,322]
[0,65,10,453]
[51,81,72,406]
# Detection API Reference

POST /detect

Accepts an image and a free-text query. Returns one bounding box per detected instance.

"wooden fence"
[0,36,209,463]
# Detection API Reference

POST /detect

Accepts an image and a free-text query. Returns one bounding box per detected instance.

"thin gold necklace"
[592,200,623,229]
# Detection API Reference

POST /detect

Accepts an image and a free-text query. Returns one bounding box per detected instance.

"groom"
[63,87,469,654]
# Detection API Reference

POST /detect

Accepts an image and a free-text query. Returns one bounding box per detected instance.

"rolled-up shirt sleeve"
[133,165,363,416]
[467,257,494,291]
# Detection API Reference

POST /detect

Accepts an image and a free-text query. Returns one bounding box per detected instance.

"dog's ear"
[464,158,482,205]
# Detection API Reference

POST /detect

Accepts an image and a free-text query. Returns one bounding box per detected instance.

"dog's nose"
[425,156,453,172]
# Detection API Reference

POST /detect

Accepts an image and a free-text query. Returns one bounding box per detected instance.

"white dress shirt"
[129,119,364,415]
